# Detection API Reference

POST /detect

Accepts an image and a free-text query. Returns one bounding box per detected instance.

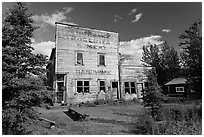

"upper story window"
[98,53,105,66]
[76,51,83,65]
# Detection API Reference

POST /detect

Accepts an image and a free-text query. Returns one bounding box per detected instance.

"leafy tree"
[2,2,49,134]
[179,20,202,97]
[141,43,180,91]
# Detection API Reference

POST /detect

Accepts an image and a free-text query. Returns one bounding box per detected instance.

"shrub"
[135,103,202,135]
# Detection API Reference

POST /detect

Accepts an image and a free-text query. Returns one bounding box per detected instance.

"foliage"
[135,103,202,135]
[179,20,202,98]
[2,2,49,134]
[72,98,141,107]
[141,42,180,90]
[141,70,165,120]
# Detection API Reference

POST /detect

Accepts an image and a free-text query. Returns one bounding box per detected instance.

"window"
[98,53,105,66]
[124,82,130,94]
[77,80,90,94]
[124,82,136,94]
[176,87,184,92]
[99,81,105,92]
[76,52,83,65]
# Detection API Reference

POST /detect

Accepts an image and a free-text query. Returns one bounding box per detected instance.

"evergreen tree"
[160,42,180,81]
[179,20,202,97]
[141,43,180,91]
[2,3,49,134]
[142,69,164,120]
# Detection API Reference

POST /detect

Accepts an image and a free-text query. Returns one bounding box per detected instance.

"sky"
[2,2,202,65]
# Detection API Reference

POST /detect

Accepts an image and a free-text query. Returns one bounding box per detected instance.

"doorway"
[112,82,119,99]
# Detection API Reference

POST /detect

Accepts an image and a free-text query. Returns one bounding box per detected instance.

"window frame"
[99,80,106,92]
[98,53,106,66]
[76,80,90,94]
[56,74,65,103]
[176,87,184,92]
[76,51,84,65]
[124,81,137,94]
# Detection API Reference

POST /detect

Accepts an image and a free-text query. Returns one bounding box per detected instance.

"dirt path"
[36,104,144,135]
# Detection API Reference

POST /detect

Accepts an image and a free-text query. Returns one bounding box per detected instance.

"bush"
[135,103,202,135]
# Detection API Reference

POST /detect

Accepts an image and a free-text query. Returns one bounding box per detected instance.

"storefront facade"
[47,22,119,104]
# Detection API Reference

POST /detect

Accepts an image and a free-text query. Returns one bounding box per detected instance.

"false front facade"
[47,22,119,104]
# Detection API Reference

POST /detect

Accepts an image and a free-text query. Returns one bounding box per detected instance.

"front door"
[111,82,119,99]
[56,74,65,103]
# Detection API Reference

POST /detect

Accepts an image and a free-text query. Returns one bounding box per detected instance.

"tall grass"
[135,103,202,135]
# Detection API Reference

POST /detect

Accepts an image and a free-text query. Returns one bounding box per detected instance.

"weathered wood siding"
[120,65,152,100]
[55,23,119,104]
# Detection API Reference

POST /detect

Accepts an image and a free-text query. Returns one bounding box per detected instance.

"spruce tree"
[2,3,49,134]
[141,43,180,91]
[179,20,202,98]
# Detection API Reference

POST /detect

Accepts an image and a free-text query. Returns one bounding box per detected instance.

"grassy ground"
[31,103,144,135]
[31,100,201,135]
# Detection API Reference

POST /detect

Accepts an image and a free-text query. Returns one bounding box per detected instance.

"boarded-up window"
[77,80,90,94]
[76,52,83,65]
[98,53,105,66]
[99,81,105,92]
[124,82,136,94]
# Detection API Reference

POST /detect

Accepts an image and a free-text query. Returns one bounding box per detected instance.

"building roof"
[165,78,187,86]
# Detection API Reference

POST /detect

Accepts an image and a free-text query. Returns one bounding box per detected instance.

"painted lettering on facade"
[59,26,111,45]
[76,69,111,75]
[77,43,106,50]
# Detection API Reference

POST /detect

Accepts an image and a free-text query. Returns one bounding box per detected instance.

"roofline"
[121,64,154,68]
[55,22,118,35]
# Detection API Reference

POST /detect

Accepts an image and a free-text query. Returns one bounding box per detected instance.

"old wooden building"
[47,22,119,104]
[120,65,153,100]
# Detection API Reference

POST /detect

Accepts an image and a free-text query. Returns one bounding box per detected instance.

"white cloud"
[114,14,122,22]
[162,28,171,33]
[128,8,137,15]
[119,35,164,65]
[32,7,74,27]
[131,13,143,22]
[31,40,55,57]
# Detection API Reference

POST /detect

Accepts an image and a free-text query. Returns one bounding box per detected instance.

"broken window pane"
[77,52,83,65]
[99,81,105,92]
[57,74,64,81]
[77,87,83,93]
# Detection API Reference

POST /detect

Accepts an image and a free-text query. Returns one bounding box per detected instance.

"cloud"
[114,14,122,22]
[131,13,143,22]
[31,40,55,57]
[32,7,74,27]
[162,28,171,33]
[128,8,137,15]
[119,35,164,65]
